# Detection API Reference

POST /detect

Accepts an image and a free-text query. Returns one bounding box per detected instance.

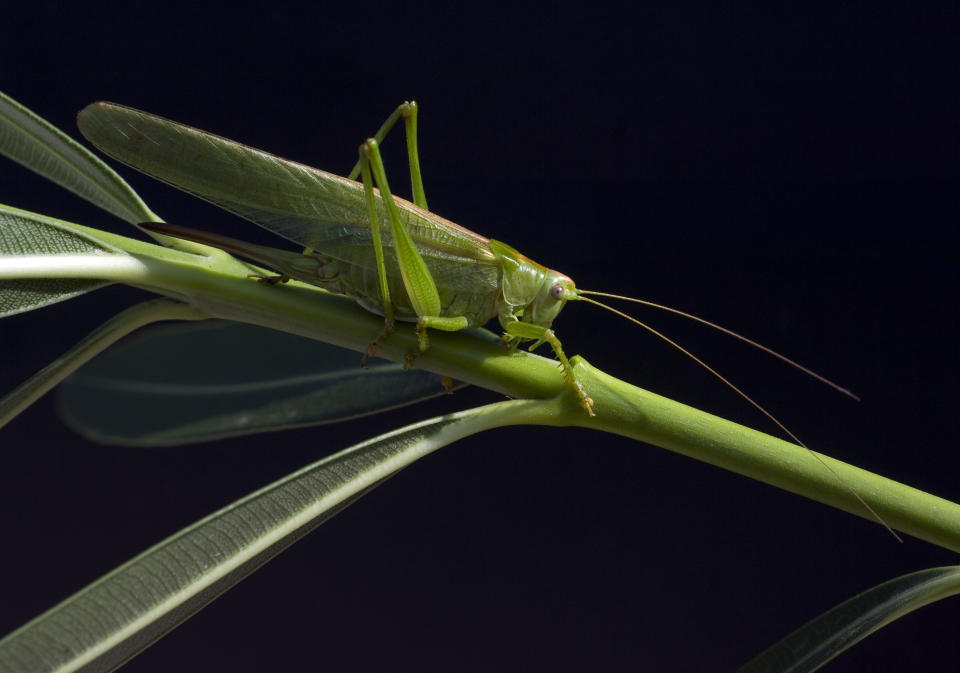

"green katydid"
[76,101,599,411]
[75,100,898,537]
[75,101,854,415]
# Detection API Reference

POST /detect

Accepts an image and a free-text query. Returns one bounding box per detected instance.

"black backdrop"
[1,4,958,672]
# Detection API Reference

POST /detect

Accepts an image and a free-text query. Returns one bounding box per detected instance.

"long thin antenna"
[577,290,859,401]
[577,295,901,542]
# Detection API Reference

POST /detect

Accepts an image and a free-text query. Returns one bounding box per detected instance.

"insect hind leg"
[348,101,428,210]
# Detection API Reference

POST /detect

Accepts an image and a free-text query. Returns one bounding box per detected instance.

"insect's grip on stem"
[501,318,595,415]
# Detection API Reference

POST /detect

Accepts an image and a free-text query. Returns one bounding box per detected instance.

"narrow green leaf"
[57,321,465,446]
[0,400,546,673]
[0,91,158,224]
[0,204,126,317]
[737,566,960,673]
[0,299,207,430]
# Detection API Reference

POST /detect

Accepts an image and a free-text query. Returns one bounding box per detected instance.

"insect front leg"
[501,319,595,416]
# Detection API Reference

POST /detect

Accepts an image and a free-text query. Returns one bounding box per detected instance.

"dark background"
[1,4,958,672]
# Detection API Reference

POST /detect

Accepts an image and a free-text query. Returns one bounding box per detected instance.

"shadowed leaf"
[58,321,465,445]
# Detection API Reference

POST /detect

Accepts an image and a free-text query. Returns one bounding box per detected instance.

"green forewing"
[75,103,500,296]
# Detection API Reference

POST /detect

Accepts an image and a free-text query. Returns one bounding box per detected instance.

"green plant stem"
[8,229,960,553]
[572,364,960,552]
[105,246,960,552]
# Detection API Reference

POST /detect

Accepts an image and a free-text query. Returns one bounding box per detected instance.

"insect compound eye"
[550,284,566,300]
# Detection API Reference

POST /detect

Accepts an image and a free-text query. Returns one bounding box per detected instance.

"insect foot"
[500,333,520,353]
[555,360,595,416]
[360,322,397,367]
[575,382,595,416]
